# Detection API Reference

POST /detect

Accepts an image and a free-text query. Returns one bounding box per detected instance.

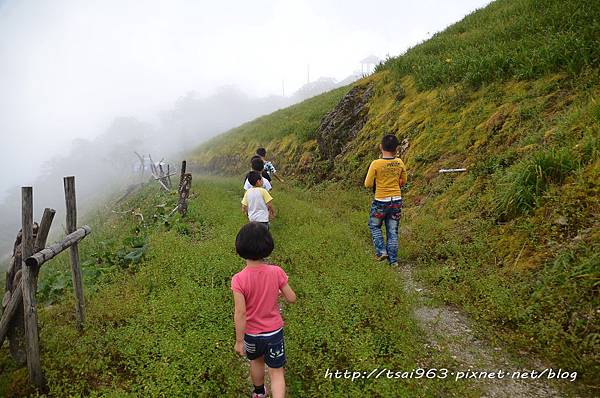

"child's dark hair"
[256,147,267,157]
[381,134,399,152]
[247,171,262,186]
[251,156,265,172]
[236,222,274,260]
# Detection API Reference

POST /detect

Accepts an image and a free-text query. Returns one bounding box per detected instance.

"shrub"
[495,148,578,219]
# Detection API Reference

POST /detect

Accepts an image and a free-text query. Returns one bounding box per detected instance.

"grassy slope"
[380,0,600,90]
[189,0,600,381]
[190,85,351,176]
[1,0,597,393]
[1,179,475,397]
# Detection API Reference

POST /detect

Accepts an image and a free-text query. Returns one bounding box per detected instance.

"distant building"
[360,55,381,76]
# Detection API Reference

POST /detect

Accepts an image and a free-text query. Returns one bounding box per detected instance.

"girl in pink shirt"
[232,222,297,398]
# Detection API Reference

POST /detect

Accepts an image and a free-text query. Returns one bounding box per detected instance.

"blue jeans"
[368,199,402,264]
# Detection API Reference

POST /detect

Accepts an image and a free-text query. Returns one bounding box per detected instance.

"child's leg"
[384,201,402,264]
[267,366,285,398]
[250,356,266,388]
[368,201,386,256]
[264,329,286,397]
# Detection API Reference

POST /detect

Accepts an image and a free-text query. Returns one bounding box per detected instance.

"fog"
[0,0,491,258]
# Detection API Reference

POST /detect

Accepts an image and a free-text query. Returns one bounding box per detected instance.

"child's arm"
[241,192,249,216]
[267,162,284,183]
[266,201,276,219]
[364,162,376,189]
[233,291,247,355]
[399,165,408,188]
[279,283,297,303]
[263,178,272,191]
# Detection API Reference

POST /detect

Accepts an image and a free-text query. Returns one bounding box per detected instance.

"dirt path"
[399,264,580,398]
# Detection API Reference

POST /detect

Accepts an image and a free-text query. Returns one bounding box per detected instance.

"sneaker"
[390,262,399,267]
[376,253,388,261]
[252,387,268,398]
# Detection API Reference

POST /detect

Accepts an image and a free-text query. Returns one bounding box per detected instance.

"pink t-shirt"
[231,264,288,334]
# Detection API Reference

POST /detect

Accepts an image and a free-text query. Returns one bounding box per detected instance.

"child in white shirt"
[244,156,272,191]
[242,171,276,228]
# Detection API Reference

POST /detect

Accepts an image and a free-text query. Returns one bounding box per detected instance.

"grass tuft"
[495,148,579,220]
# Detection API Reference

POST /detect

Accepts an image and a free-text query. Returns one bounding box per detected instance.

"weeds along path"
[261,180,474,397]
[0,177,570,397]
[277,181,583,398]
[399,265,579,398]
[8,177,467,397]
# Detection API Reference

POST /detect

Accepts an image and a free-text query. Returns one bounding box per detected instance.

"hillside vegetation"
[191,0,600,380]
[0,0,598,395]
[1,179,475,397]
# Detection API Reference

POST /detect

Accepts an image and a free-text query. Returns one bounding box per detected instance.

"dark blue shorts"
[244,329,286,368]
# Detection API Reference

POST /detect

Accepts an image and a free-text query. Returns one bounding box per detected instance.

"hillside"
[2,179,481,397]
[191,0,599,381]
[0,0,598,396]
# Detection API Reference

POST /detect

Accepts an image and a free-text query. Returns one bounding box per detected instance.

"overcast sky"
[0,0,491,197]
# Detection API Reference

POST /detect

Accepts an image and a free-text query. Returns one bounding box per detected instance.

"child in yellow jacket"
[364,134,408,267]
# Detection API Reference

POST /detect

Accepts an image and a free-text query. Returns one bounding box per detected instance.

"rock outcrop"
[315,83,373,161]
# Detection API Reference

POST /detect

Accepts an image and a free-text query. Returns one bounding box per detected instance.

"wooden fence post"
[166,164,172,189]
[1,209,54,357]
[0,282,23,347]
[158,163,166,189]
[20,187,45,389]
[26,226,92,268]
[0,184,90,391]
[178,173,192,217]
[64,177,85,331]
[33,209,55,280]
[149,154,157,176]
[6,228,28,365]
[179,160,187,191]
[134,151,145,181]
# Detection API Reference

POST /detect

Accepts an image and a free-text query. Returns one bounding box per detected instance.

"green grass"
[186,0,600,383]
[0,178,474,397]
[403,190,600,378]
[495,147,579,220]
[378,0,600,90]
[190,85,351,176]
[3,0,599,394]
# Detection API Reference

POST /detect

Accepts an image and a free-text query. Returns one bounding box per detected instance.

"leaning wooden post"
[179,160,187,191]
[64,177,85,331]
[2,209,53,363]
[33,209,56,281]
[0,225,91,348]
[0,282,23,347]
[26,226,92,268]
[149,154,157,176]
[20,187,45,389]
[6,229,27,365]
[158,163,166,188]
[134,151,145,181]
[166,164,172,189]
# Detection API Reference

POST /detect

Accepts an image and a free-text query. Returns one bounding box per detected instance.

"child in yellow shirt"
[364,134,407,267]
